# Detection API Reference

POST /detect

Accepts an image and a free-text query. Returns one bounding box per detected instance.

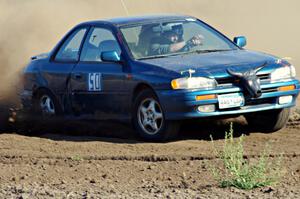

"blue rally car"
[21,15,299,141]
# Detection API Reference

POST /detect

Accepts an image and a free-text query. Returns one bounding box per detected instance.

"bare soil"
[0,107,299,198]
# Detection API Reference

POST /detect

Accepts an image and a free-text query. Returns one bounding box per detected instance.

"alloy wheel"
[137,98,163,135]
[39,95,55,115]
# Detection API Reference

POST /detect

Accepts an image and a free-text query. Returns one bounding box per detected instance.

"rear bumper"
[157,79,300,120]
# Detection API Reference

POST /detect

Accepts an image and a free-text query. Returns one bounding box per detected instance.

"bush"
[210,123,283,190]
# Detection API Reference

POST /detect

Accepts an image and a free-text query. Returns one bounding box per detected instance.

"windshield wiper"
[137,51,187,60]
[191,49,233,54]
[138,55,170,60]
[164,49,234,57]
[137,49,234,60]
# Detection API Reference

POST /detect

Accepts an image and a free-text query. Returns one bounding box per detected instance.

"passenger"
[149,29,204,56]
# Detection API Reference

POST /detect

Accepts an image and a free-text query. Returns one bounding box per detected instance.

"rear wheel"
[33,89,61,117]
[245,108,290,132]
[133,89,179,141]
[19,89,62,135]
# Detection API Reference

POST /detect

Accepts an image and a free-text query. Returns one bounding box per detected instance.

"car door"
[70,26,127,119]
[40,27,88,110]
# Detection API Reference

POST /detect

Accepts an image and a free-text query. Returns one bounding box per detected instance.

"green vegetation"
[71,154,83,161]
[210,123,283,190]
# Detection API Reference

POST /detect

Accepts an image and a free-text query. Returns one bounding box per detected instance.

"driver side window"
[80,27,121,62]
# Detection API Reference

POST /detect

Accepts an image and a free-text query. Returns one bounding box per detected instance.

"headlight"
[171,77,217,90]
[270,65,296,83]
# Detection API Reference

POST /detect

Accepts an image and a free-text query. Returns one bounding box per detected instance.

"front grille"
[258,74,270,80]
[216,77,235,85]
[216,74,270,85]
[261,87,278,93]
[216,73,279,94]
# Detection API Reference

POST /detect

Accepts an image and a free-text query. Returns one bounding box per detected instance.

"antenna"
[120,0,139,43]
[120,0,130,16]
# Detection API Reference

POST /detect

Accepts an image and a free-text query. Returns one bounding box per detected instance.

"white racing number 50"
[88,73,102,91]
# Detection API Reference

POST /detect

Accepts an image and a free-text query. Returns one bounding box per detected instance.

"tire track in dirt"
[0,153,299,165]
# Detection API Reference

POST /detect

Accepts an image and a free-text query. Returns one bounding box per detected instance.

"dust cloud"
[0,0,299,104]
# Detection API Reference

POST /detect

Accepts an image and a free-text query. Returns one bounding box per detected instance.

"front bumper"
[157,79,300,120]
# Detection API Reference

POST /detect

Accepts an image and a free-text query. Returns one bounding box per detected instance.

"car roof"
[78,14,195,27]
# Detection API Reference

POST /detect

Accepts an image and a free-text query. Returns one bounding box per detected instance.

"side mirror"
[101,51,121,62]
[233,36,247,48]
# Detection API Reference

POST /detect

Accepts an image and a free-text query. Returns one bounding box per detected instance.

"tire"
[245,108,290,132]
[33,89,62,118]
[132,89,180,141]
[17,89,62,135]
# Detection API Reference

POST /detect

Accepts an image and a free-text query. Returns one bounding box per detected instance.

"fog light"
[198,104,215,113]
[279,95,293,105]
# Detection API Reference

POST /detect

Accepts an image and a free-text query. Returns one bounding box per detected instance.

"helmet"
[162,30,179,43]
[162,30,177,38]
[171,24,183,39]
[162,24,184,42]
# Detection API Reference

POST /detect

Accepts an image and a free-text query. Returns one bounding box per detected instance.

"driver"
[149,28,204,56]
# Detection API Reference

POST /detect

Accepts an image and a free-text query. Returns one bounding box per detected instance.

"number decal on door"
[88,73,102,91]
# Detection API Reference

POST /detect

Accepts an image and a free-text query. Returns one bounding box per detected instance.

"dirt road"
[0,0,299,198]
[0,114,299,198]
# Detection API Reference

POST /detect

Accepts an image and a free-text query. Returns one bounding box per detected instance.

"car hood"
[138,49,280,78]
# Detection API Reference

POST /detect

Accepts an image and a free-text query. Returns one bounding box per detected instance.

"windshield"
[120,18,239,60]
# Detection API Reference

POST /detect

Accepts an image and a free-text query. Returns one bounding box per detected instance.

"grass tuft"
[71,155,83,161]
[210,123,283,190]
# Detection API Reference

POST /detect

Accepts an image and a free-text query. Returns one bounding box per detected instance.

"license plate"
[218,93,245,109]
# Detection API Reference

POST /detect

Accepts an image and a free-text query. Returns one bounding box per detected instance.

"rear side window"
[55,28,87,62]
[80,27,121,62]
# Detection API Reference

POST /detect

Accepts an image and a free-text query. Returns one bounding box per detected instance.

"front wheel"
[245,108,290,132]
[133,89,179,141]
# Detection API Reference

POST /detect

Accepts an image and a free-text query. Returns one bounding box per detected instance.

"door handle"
[74,73,83,79]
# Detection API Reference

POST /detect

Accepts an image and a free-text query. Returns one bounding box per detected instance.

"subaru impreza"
[21,15,299,141]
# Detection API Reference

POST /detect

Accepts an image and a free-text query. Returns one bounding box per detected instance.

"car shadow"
[3,113,251,143]
[177,116,250,141]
